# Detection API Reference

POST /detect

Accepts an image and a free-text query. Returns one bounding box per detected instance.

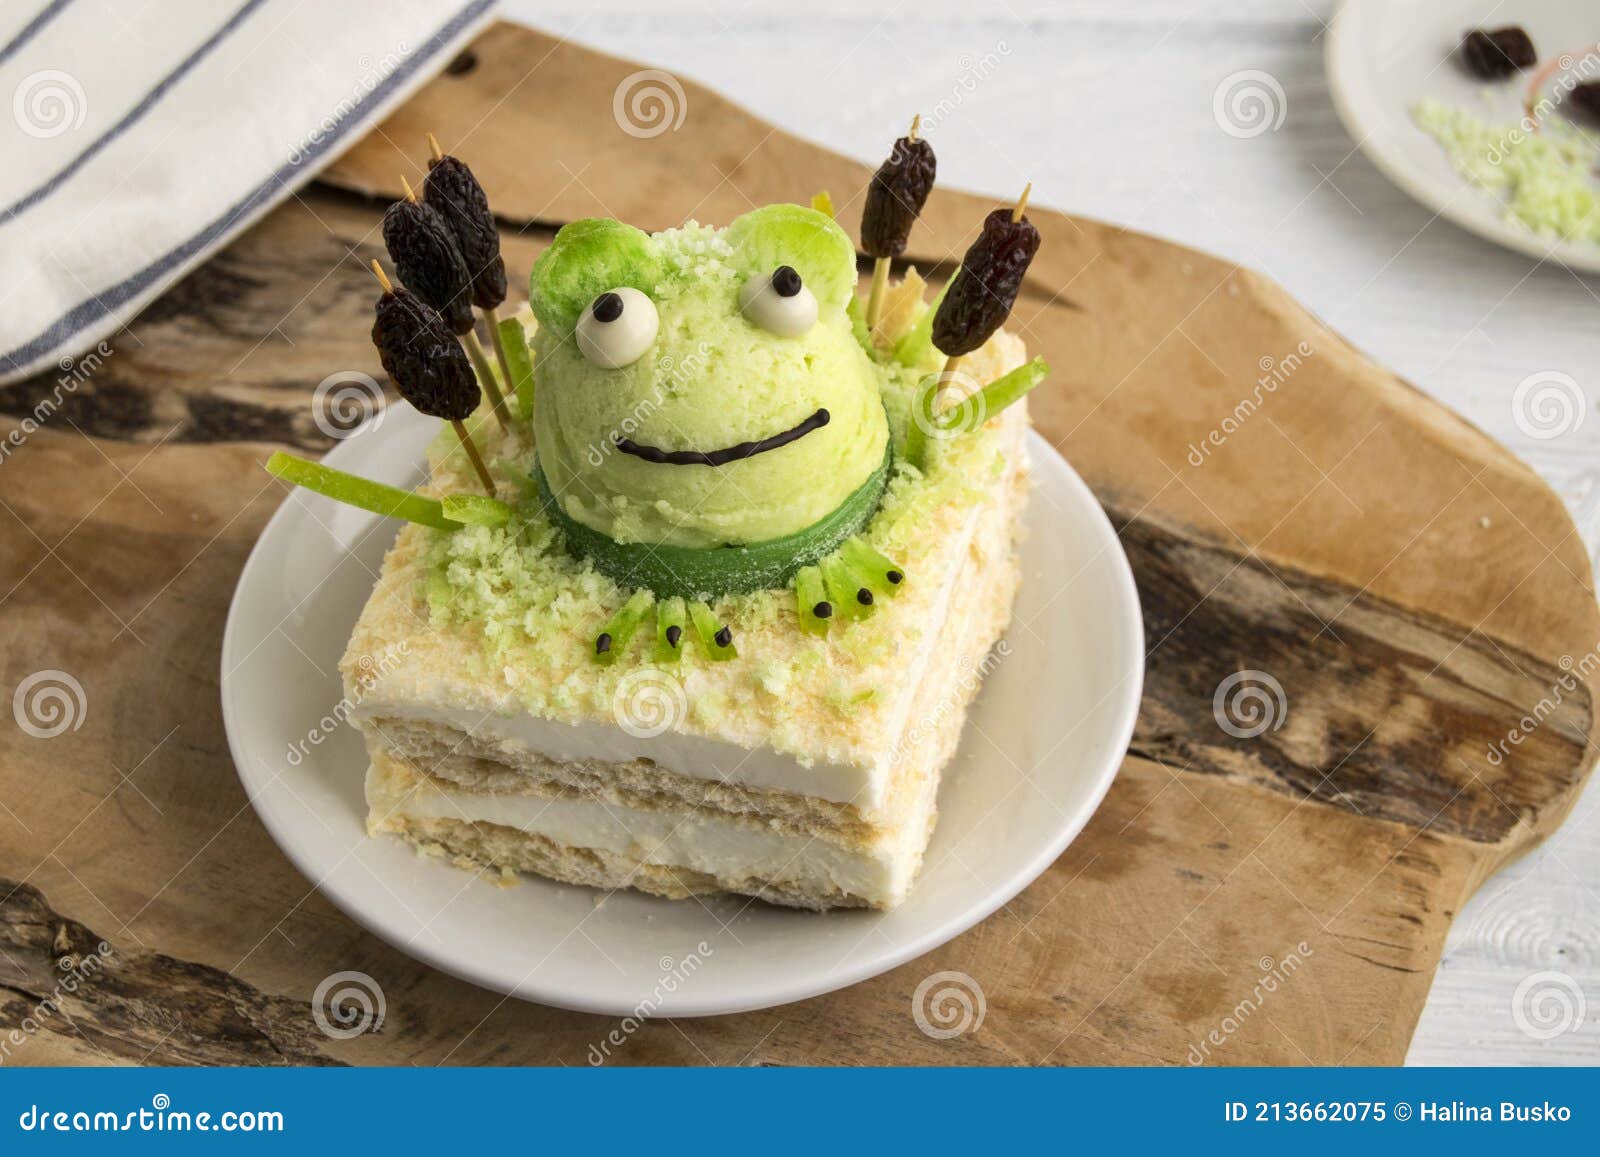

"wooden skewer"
[426,132,444,164]
[1012,182,1032,223]
[451,419,496,495]
[907,113,920,142]
[483,304,519,417]
[462,329,511,432]
[370,259,393,294]
[865,260,891,336]
[400,174,419,204]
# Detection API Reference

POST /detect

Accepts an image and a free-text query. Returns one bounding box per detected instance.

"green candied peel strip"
[839,537,905,598]
[820,553,873,621]
[971,356,1050,419]
[688,601,737,661]
[441,494,514,527]
[265,451,462,531]
[497,317,536,420]
[655,596,688,663]
[892,277,952,367]
[594,588,653,665]
[904,356,1051,469]
[794,564,831,636]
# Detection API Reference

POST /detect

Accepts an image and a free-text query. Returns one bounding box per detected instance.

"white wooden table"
[503,0,1600,1064]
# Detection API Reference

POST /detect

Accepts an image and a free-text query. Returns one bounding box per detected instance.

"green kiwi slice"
[593,589,653,665]
[655,597,688,663]
[536,443,891,600]
[688,602,737,661]
[839,537,905,598]
[795,565,832,636]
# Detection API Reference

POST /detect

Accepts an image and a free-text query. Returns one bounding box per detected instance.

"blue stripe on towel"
[0,0,495,376]
[1,0,272,224]
[0,0,73,70]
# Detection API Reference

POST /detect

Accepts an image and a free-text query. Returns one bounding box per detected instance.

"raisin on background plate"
[1460,27,1538,80]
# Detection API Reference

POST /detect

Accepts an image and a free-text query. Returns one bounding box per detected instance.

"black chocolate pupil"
[771,266,802,298]
[592,292,624,323]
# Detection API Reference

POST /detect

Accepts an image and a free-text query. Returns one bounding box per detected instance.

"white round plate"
[221,410,1144,1016]
[1328,0,1600,274]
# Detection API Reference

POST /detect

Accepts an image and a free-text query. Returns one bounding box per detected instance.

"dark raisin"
[713,626,733,648]
[382,199,475,335]
[1570,81,1600,124]
[1460,27,1536,80]
[371,288,479,420]
[931,207,1041,358]
[861,135,937,259]
[424,154,508,310]
[665,624,682,648]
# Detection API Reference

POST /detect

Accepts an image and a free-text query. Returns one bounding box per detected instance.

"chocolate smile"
[614,407,831,467]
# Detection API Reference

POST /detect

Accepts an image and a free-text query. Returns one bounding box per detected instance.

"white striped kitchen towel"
[0,0,498,383]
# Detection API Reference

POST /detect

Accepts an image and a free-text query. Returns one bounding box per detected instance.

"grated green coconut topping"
[413,281,1005,731]
[1412,97,1600,242]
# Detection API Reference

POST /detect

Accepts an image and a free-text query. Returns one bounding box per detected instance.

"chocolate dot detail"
[814,601,833,619]
[592,291,624,323]
[771,265,802,298]
[665,624,682,648]
[886,569,904,584]
[857,588,874,606]
[595,632,612,654]
[714,626,733,648]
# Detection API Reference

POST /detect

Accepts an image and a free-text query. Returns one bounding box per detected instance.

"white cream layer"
[366,759,937,907]
[352,488,985,817]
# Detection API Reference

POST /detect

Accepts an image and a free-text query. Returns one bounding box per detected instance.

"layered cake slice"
[347,318,1030,909]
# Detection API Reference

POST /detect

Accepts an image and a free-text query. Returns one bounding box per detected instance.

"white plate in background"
[1327,0,1600,274]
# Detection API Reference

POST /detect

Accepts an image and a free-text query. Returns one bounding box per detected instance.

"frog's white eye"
[576,287,658,368]
[739,265,818,338]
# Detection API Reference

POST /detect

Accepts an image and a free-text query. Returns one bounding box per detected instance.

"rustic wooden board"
[2,23,1595,1067]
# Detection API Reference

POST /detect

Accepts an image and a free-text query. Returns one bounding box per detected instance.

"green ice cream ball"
[532,276,889,549]
[529,218,662,337]
[724,204,858,311]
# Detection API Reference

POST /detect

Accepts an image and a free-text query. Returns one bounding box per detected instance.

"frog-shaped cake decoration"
[266,131,1047,666]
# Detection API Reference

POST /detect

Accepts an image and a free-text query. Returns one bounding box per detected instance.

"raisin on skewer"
[863,116,937,331]
[931,198,1041,359]
[423,141,508,311]
[862,128,937,260]
[381,179,476,336]
[369,261,494,494]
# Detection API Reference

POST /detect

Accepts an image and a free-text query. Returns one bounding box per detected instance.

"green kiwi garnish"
[795,565,832,636]
[820,554,874,621]
[594,589,653,665]
[655,597,688,663]
[536,443,891,600]
[839,537,905,598]
[688,601,737,661]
